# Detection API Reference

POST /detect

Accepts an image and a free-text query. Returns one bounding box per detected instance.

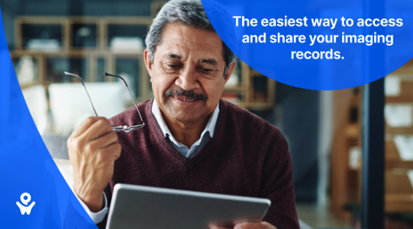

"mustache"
[165,88,208,101]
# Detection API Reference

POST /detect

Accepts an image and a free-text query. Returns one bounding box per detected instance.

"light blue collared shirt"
[151,99,220,158]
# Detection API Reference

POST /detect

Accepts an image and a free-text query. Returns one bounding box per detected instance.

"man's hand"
[211,222,277,229]
[67,117,121,212]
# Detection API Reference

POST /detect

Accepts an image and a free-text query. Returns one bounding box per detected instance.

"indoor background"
[1,0,412,228]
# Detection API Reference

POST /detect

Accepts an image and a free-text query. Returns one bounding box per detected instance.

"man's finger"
[88,131,119,151]
[79,117,113,141]
[101,142,122,161]
[71,116,102,137]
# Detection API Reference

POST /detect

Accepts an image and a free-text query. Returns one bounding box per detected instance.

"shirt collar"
[151,99,220,142]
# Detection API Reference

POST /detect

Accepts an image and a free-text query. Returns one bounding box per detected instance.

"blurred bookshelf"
[384,59,413,217]
[330,59,413,226]
[330,86,362,222]
[11,15,276,110]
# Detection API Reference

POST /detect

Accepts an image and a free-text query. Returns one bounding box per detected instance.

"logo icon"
[16,193,35,215]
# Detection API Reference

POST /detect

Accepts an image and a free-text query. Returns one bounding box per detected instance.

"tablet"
[106,183,271,229]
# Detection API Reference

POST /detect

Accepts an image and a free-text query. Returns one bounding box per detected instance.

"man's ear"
[144,49,153,78]
[223,61,236,83]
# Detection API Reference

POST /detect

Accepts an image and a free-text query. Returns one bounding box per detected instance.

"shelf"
[346,123,361,138]
[385,138,413,169]
[46,57,89,83]
[241,102,275,110]
[106,24,148,53]
[151,1,167,18]
[96,57,106,82]
[390,61,413,74]
[71,23,98,48]
[115,57,141,98]
[19,83,38,89]
[386,81,413,103]
[386,125,413,135]
[11,49,143,56]
[383,59,413,217]
[12,16,277,113]
[16,17,67,51]
[386,139,401,160]
[386,160,413,169]
[223,85,245,92]
[386,194,413,212]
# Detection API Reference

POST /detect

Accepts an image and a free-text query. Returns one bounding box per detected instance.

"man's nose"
[175,65,200,91]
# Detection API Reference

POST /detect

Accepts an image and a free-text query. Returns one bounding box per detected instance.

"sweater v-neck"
[145,99,225,169]
[107,98,300,229]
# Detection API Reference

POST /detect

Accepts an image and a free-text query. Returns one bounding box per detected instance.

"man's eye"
[161,62,182,73]
[166,64,182,69]
[198,67,214,74]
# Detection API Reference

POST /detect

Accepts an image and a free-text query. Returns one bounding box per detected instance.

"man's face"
[145,23,234,125]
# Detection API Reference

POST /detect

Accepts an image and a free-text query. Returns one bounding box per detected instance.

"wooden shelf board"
[241,102,275,110]
[19,83,39,89]
[386,194,413,212]
[386,97,413,103]
[224,85,245,92]
[386,126,413,135]
[386,160,413,169]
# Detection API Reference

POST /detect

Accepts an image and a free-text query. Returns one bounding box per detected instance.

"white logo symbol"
[16,192,36,215]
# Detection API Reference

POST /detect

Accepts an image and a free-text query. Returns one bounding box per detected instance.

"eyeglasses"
[64,71,145,133]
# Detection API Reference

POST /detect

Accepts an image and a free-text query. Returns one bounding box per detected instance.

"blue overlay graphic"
[0,5,97,228]
[202,0,413,90]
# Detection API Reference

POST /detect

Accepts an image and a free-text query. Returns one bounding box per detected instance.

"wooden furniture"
[385,60,413,214]
[11,16,276,111]
[330,59,413,222]
[330,86,362,220]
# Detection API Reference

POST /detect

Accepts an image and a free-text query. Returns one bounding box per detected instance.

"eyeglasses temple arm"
[104,72,144,123]
[64,71,99,117]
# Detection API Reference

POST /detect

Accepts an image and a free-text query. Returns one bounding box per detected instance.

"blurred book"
[394,135,413,161]
[27,39,60,51]
[110,37,143,53]
[385,76,401,97]
[385,104,412,127]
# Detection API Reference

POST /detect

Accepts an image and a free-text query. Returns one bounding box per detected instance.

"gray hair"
[145,0,236,76]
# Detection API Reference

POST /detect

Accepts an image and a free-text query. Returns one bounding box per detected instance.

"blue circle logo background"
[201,0,413,90]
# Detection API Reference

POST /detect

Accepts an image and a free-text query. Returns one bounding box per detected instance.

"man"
[67,0,299,228]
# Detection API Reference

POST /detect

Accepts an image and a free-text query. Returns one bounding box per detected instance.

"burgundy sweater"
[98,99,299,229]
